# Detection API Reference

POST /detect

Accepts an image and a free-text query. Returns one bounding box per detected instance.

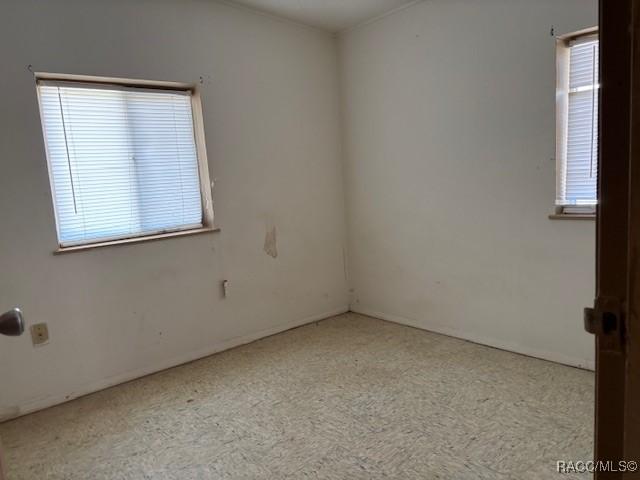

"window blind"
[559,36,599,206]
[38,81,203,246]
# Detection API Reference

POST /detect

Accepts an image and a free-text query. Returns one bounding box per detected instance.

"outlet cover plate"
[30,323,49,346]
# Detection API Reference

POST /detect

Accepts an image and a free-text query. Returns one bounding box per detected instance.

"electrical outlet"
[30,323,49,346]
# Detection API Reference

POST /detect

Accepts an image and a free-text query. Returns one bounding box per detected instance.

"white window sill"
[548,213,595,221]
[54,226,221,254]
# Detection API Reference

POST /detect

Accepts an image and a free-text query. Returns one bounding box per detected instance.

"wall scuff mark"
[264,225,278,258]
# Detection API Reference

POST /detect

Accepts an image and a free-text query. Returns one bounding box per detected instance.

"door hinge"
[584,296,624,352]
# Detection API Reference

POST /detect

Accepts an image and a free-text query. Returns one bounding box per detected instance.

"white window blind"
[37,81,204,246]
[558,36,599,207]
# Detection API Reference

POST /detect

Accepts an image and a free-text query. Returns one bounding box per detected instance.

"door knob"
[0,308,24,336]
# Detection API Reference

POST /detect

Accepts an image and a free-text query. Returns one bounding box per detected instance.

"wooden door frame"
[595,1,631,476]
[625,0,640,470]
[596,0,640,478]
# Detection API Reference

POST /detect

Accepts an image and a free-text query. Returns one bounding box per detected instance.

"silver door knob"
[0,308,24,336]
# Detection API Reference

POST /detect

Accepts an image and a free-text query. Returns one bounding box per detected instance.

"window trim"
[548,206,595,221]
[553,27,599,220]
[35,73,217,252]
[53,226,220,254]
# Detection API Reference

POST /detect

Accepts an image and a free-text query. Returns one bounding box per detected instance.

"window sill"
[53,226,221,254]
[548,213,595,221]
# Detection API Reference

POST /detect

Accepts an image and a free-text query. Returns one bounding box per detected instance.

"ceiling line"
[215,0,332,34]
[338,0,426,36]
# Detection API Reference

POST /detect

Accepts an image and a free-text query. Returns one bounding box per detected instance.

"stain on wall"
[264,225,278,258]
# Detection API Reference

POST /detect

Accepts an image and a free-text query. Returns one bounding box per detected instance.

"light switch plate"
[30,323,49,346]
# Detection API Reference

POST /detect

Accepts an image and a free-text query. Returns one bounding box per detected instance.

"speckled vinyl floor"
[0,313,594,480]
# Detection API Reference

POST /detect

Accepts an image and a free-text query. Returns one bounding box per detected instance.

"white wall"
[0,0,348,418]
[340,0,597,369]
[0,0,599,419]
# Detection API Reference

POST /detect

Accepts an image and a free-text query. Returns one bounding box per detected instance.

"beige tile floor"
[0,313,594,479]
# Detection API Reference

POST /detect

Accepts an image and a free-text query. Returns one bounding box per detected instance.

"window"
[555,30,599,215]
[36,75,213,249]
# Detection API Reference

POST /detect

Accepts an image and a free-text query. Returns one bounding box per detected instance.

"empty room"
[1,0,639,478]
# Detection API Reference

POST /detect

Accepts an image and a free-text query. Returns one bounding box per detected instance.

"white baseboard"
[5,305,350,422]
[351,306,595,371]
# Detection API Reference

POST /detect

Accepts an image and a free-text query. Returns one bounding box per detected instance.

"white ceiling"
[228,0,419,32]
